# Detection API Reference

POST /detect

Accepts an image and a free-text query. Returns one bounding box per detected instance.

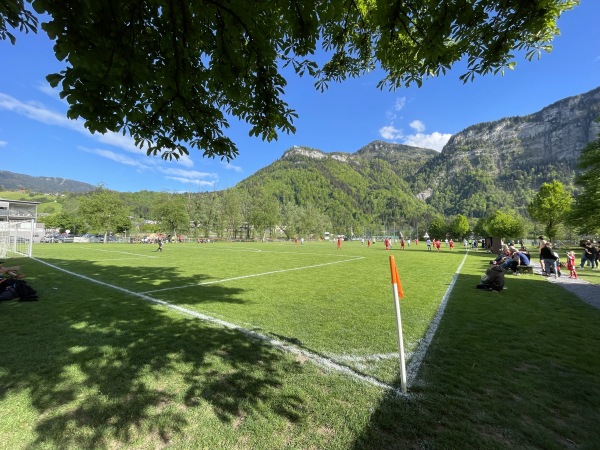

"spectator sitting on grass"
[476,265,505,292]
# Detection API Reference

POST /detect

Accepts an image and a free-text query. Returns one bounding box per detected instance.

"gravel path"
[530,262,600,310]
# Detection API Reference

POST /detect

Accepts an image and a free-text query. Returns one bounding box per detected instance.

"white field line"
[332,353,399,362]
[142,256,364,294]
[82,248,159,258]
[32,256,400,395]
[406,251,469,387]
[191,246,362,259]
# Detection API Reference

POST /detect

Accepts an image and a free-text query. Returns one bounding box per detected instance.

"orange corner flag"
[389,256,405,298]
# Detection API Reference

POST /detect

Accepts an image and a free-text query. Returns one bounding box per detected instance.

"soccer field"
[6,241,600,449]
[33,240,467,386]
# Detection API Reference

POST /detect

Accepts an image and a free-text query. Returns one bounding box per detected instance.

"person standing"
[156,237,163,252]
[566,251,578,278]
[540,242,559,278]
[538,235,547,272]
[590,243,598,268]
[580,240,593,269]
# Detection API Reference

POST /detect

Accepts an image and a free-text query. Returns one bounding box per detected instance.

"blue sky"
[1,2,599,193]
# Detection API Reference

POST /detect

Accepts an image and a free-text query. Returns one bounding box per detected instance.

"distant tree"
[568,130,600,235]
[428,215,447,240]
[449,214,470,239]
[527,180,572,241]
[221,189,244,239]
[153,194,190,237]
[480,210,524,241]
[248,188,280,241]
[281,202,302,239]
[43,211,86,234]
[299,203,331,239]
[1,1,577,160]
[78,188,131,242]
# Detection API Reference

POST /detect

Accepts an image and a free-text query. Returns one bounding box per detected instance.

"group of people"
[482,236,592,290]
[490,244,531,274]
[425,238,456,251]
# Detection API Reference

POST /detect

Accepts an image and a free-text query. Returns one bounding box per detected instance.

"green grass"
[1,241,599,449]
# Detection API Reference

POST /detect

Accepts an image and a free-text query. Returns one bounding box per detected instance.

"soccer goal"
[0,219,35,258]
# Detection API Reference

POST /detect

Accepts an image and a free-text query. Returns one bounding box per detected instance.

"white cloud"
[94,131,146,155]
[221,161,243,172]
[176,154,195,168]
[378,125,403,140]
[160,167,217,179]
[0,92,146,154]
[0,92,199,163]
[394,97,407,111]
[80,147,153,170]
[81,145,219,186]
[402,132,452,151]
[37,83,63,101]
[0,140,7,147]
[0,93,81,132]
[165,176,217,187]
[379,99,452,151]
[409,120,426,133]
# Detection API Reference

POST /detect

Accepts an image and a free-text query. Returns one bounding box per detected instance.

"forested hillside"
[236,144,437,234]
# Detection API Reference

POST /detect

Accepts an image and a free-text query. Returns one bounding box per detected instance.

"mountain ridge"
[2,86,599,230]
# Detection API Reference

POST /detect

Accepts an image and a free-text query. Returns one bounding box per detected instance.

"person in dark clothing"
[540,242,559,278]
[476,265,505,291]
[580,241,594,269]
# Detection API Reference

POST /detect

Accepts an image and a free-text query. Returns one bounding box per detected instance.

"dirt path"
[531,262,600,310]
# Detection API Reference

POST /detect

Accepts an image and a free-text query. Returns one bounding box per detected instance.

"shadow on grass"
[0,257,304,448]
[351,253,600,449]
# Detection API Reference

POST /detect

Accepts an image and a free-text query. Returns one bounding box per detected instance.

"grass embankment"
[0,242,598,449]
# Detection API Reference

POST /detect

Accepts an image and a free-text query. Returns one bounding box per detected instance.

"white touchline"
[82,248,159,258]
[142,256,365,294]
[405,251,469,386]
[33,256,401,395]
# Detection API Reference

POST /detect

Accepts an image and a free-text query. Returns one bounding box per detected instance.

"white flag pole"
[390,256,407,394]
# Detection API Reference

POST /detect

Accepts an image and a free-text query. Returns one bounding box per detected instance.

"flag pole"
[389,255,407,394]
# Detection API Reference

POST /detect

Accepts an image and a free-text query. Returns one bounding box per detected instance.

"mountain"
[3,86,599,234]
[0,171,97,194]
[412,86,600,217]
[236,143,439,230]
[235,86,600,230]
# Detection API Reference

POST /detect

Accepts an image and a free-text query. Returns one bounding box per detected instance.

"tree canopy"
[78,188,131,242]
[527,180,572,241]
[479,210,524,240]
[2,0,579,160]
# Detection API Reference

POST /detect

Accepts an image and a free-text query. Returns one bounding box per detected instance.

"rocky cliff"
[420,86,600,182]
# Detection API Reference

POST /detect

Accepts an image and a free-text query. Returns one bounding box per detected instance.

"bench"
[516,265,534,274]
